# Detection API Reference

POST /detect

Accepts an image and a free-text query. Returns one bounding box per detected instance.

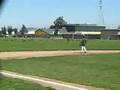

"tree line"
[0,25,28,37]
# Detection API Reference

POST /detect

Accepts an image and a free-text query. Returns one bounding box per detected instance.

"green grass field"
[0,76,54,90]
[0,38,120,51]
[1,54,120,90]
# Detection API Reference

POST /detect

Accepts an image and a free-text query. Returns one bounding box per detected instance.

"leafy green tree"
[8,26,13,35]
[1,26,7,35]
[20,25,28,37]
[49,25,55,29]
[0,31,2,36]
[13,28,18,35]
[53,16,67,36]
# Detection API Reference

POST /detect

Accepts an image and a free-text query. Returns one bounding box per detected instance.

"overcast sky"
[0,0,120,28]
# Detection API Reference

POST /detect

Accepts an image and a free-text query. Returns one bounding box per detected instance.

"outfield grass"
[0,38,78,51]
[0,38,120,51]
[1,54,120,90]
[0,76,54,90]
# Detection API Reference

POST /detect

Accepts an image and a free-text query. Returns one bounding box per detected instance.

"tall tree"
[1,26,7,35]
[20,25,28,37]
[8,26,13,35]
[13,28,18,35]
[53,16,67,36]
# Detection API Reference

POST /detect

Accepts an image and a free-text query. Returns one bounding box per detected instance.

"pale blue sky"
[0,0,120,28]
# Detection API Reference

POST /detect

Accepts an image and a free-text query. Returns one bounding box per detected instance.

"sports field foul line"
[0,70,103,90]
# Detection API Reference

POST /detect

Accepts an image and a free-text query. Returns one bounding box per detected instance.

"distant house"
[35,29,49,38]
[26,27,38,37]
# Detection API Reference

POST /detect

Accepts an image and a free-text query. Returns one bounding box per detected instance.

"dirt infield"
[0,50,120,60]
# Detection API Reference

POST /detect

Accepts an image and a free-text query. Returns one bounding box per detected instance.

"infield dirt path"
[0,50,120,60]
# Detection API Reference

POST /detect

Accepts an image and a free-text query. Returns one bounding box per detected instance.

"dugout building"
[58,24,120,40]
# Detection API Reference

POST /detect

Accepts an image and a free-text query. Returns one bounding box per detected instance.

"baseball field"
[0,38,120,90]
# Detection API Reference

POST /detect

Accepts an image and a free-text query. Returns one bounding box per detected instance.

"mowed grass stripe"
[1,54,120,90]
[0,38,120,51]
